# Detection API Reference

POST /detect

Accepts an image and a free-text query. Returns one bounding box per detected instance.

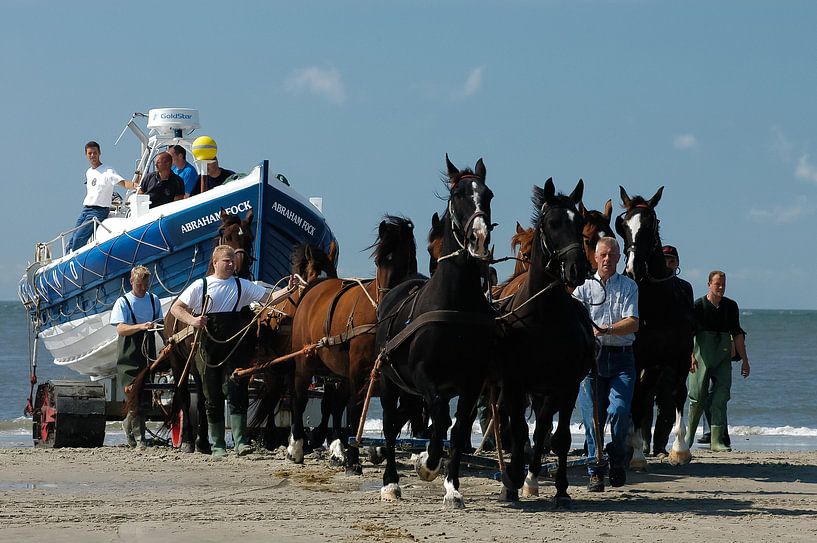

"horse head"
[371,215,417,300]
[218,209,255,278]
[511,221,535,275]
[531,178,589,288]
[578,199,613,272]
[427,212,444,275]
[291,240,339,284]
[615,186,664,281]
[442,154,493,261]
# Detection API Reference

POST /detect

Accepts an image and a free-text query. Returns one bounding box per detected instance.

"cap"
[662,245,679,258]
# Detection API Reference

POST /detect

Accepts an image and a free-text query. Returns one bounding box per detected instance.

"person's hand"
[740,360,750,378]
[191,315,208,328]
[689,357,697,373]
[289,275,300,290]
[142,321,153,331]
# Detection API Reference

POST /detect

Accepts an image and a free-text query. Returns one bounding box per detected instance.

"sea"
[1,301,815,452]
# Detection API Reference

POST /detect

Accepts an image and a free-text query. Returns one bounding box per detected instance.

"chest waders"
[196,277,256,457]
[116,293,158,449]
[686,330,732,451]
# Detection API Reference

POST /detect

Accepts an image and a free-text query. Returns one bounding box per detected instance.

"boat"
[18,108,336,384]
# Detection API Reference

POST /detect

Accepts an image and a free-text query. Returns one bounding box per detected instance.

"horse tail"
[123,366,152,416]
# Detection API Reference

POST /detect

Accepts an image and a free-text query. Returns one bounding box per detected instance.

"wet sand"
[0,446,815,543]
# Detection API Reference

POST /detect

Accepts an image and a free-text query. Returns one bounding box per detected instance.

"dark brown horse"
[579,199,613,271]
[286,215,419,474]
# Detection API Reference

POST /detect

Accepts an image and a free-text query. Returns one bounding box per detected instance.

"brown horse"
[286,215,419,474]
[578,199,613,271]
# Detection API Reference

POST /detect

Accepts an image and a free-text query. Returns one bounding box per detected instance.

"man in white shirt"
[172,245,289,457]
[572,237,639,492]
[66,141,137,252]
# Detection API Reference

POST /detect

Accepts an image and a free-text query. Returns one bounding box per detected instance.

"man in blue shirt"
[110,265,163,449]
[168,144,199,197]
[573,237,639,492]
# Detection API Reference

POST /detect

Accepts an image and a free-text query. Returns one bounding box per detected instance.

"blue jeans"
[578,348,636,473]
[67,206,109,252]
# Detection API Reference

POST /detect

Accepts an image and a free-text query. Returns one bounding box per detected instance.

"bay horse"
[126,209,256,453]
[614,186,695,469]
[286,215,419,474]
[375,155,495,508]
[494,179,595,505]
[579,199,614,271]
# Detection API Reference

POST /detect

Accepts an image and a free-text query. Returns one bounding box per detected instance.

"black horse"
[614,186,695,468]
[495,179,595,505]
[375,155,495,508]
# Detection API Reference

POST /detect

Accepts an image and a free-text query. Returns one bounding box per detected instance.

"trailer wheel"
[32,381,106,448]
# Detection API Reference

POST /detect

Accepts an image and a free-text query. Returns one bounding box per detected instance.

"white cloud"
[462,66,484,97]
[795,154,817,184]
[749,195,811,224]
[285,67,346,105]
[673,133,698,150]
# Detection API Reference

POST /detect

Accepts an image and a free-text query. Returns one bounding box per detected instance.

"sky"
[2,0,816,309]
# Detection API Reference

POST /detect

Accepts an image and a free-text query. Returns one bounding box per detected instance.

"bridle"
[438,174,493,263]
[538,202,584,281]
[616,205,673,284]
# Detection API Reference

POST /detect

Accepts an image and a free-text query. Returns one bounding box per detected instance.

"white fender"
[668,409,692,466]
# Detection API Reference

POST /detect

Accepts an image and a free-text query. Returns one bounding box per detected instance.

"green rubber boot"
[686,402,704,449]
[209,421,228,458]
[710,425,732,452]
[230,414,254,457]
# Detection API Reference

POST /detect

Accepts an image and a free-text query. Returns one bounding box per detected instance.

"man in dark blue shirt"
[138,152,185,208]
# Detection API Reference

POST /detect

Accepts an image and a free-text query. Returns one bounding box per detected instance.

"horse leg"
[379,377,402,501]
[325,379,350,466]
[287,367,310,464]
[549,392,576,508]
[192,370,211,454]
[522,393,554,499]
[415,393,450,484]
[442,386,480,509]
[342,373,366,476]
[628,368,654,471]
[499,385,528,502]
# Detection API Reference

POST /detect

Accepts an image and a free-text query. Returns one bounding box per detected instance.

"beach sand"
[0,446,815,543]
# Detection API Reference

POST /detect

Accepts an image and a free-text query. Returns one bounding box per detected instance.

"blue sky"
[2,1,816,309]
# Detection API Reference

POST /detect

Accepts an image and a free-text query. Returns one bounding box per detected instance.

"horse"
[493,179,595,505]
[374,155,495,508]
[614,186,695,469]
[125,209,256,453]
[286,215,420,474]
[579,199,613,271]
[247,240,339,449]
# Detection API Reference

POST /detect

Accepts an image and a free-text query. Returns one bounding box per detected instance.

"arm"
[595,316,639,337]
[734,333,750,378]
[116,321,154,337]
[171,299,208,328]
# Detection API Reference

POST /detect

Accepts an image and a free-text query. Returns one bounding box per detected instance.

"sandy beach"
[0,445,815,543]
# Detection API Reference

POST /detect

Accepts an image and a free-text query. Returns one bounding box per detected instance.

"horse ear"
[569,179,584,205]
[543,178,555,201]
[619,186,632,208]
[578,201,588,217]
[445,153,458,180]
[431,212,441,230]
[603,199,613,220]
[475,158,486,180]
[516,221,525,235]
[219,208,229,222]
[242,209,254,229]
[328,240,339,267]
[378,219,389,240]
[648,186,664,208]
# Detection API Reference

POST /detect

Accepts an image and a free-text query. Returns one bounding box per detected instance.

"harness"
[319,280,378,348]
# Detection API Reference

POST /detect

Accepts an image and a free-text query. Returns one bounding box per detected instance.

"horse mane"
[624,195,648,210]
[368,215,417,268]
[531,185,576,225]
[511,226,534,254]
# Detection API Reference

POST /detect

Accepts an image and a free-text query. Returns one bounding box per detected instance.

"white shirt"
[110,291,163,325]
[178,276,269,314]
[83,164,125,207]
[572,272,639,347]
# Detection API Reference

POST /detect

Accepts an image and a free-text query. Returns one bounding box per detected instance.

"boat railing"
[33,215,116,263]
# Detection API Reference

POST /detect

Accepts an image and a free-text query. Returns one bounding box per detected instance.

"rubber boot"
[685,402,704,449]
[132,414,146,450]
[209,421,228,458]
[122,412,136,448]
[230,414,254,457]
[710,425,732,452]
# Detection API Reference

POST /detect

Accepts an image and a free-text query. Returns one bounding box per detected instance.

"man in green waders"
[111,266,163,449]
[686,270,751,451]
[171,245,290,458]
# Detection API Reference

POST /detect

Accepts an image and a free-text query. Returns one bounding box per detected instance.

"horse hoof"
[415,451,442,482]
[629,457,648,471]
[286,436,305,464]
[380,483,401,502]
[328,439,346,466]
[552,495,572,509]
[521,473,539,497]
[368,445,385,465]
[180,441,195,454]
[668,450,692,466]
[346,464,363,476]
[443,480,465,509]
[498,486,519,502]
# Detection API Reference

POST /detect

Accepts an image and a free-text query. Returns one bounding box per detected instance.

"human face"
[168,147,184,167]
[595,242,620,280]
[708,274,726,300]
[664,255,679,271]
[130,277,149,297]
[213,252,236,279]
[154,153,172,175]
[86,146,101,168]
[206,160,220,177]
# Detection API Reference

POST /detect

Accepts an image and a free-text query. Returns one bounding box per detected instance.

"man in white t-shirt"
[110,265,163,449]
[66,141,138,252]
[172,245,289,457]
